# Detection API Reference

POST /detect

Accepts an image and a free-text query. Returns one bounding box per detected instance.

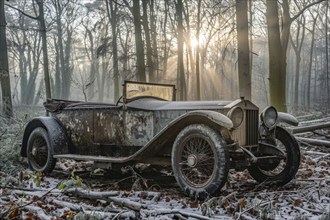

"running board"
[53,154,129,163]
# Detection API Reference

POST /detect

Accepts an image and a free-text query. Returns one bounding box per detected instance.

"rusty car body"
[21,81,300,199]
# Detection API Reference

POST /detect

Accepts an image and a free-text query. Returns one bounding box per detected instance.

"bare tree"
[326,0,330,112]
[265,0,325,112]
[176,0,186,100]
[6,0,52,100]
[305,8,319,111]
[290,15,306,112]
[0,0,13,117]
[105,0,120,101]
[195,0,202,100]
[123,0,146,82]
[236,0,251,100]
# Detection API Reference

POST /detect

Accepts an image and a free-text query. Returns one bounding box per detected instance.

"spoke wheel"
[27,127,56,173]
[172,124,229,199]
[178,134,216,188]
[248,127,300,185]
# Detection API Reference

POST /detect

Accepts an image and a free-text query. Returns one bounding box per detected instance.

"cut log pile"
[288,116,330,147]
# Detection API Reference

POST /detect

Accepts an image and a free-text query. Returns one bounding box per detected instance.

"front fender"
[278,112,299,126]
[21,117,68,157]
[133,110,233,160]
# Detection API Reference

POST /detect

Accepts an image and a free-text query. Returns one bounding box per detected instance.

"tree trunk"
[290,15,306,112]
[35,0,51,99]
[236,0,251,100]
[248,0,253,91]
[25,37,41,104]
[162,1,169,79]
[150,0,159,81]
[142,0,154,82]
[266,0,285,111]
[0,0,13,117]
[132,0,146,82]
[195,0,202,100]
[106,0,120,102]
[63,26,73,99]
[176,0,186,100]
[54,0,65,98]
[307,14,318,111]
[326,1,329,113]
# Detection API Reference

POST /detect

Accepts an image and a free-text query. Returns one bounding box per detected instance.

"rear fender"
[134,110,233,160]
[21,117,68,157]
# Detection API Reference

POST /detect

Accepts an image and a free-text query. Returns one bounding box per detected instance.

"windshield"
[124,81,175,102]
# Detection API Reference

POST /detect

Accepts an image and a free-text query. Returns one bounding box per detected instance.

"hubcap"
[187,155,197,167]
[30,136,48,169]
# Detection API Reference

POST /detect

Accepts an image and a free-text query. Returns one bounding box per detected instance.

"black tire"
[27,127,56,173]
[248,126,300,185]
[171,124,229,199]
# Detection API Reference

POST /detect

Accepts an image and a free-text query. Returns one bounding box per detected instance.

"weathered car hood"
[126,98,233,111]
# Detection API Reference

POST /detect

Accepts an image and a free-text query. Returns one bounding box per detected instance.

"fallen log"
[142,209,213,220]
[63,187,213,219]
[63,188,119,199]
[296,137,330,147]
[289,122,330,134]
[23,205,51,220]
[299,117,330,126]
[63,188,144,211]
[51,199,108,212]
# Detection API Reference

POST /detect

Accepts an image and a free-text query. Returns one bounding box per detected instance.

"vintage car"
[21,81,300,199]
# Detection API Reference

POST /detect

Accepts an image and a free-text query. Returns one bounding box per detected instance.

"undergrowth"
[0,106,45,174]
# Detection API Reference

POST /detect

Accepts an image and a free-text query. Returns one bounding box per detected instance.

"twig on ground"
[51,199,107,212]
[0,181,62,218]
[63,187,119,199]
[24,205,51,220]
[142,208,214,220]
[235,200,273,220]
[0,129,7,140]
[304,151,329,156]
[313,130,330,139]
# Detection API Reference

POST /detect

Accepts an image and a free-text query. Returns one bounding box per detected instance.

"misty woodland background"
[0,0,329,117]
[0,1,330,219]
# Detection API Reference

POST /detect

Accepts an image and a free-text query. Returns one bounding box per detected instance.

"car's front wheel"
[171,124,229,199]
[248,126,300,185]
[27,127,56,173]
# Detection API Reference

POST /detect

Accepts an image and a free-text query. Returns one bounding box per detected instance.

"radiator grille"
[231,109,259,146]
[246,110,259,145]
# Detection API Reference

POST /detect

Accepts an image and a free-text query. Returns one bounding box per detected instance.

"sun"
[190,36,206,49]
[190,36,199,48]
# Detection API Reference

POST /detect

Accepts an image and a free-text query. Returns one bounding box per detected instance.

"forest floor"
[0,108,330,220]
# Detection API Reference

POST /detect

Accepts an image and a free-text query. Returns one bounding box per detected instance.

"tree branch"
[291,0,325,22]
[4,3,38,20]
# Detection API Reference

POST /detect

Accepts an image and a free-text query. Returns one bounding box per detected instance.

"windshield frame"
[123,81,176,103]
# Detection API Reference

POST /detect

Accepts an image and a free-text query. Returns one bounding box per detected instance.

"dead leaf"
[62,210,74,219]
[7,208,20,219]
[292,199,302,206]
[239,199,247,209]
[139,191,148,199]
[190,200,199,208]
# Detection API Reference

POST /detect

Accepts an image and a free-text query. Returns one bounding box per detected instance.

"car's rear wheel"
[248,126,300,185]
[171,124,229,199]
[27,127,56,173]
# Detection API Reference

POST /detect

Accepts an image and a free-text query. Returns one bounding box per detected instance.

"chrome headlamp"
[227,107,244,128]
[260,106,278,129]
